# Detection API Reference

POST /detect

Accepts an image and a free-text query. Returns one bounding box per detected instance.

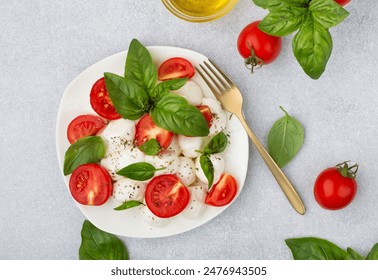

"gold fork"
[196,60,305,215]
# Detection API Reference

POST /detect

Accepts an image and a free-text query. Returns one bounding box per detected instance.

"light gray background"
[1,0,377,260]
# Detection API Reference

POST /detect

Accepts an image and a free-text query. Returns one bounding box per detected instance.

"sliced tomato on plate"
[158,57,195,81]
[135,114,173,149]
[197,105,213,128]
[90,77,121,120]
[205,174,238,207]
[69,163,113,206]
[145,174,190,218]
[67,114,106,144]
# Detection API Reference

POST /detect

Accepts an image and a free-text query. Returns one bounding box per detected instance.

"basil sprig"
[286,237,378,260]
[200,155,215,189]
[116,162,165,181]
[79,220,129,260]
[105,39,209,137]
[253,0,349,79]
[63,136,105,175]
[267,107,304,168]
[114,200,144,211]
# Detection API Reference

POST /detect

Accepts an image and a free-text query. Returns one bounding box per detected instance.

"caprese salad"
[63,39,239,227]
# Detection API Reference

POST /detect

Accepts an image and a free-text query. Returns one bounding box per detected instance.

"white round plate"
[56,46,249,238]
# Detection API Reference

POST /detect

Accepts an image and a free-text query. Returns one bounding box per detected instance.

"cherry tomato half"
[335,0,351,6]
[67,114,106,144]
[197,105,213,128]
[158,57,195,81]
[145,174,190,218]
[135,114,173,149]
[90,77,122,120]
[205,174,238,207]
[69,163,113,206]
[314,162,358,210]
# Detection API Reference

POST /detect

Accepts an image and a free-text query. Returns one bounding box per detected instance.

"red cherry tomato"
[158,57,195,81]
[145,174,190,218]
[335,0,351,6]
[237,21,282,71]
[314,162,358,210]
[67,115,106,144]
[196,105,213,128]
[69,163,113,206]
[205,174,238,207]
[90,77,122,120]
[135,114,174,149]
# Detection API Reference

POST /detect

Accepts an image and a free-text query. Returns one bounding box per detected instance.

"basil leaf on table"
[366,243,378,260]
[310,0,349,29]
[79,220,129,260]
[267,107,304,168]
[116,162,164,181]
[63,136,105,175]
[150,78,188,99]
[285,237,347,260]
[150,93,209,137]
[204,132,228,155]
[114,200,144,211]
[124,38,157,92]
[200,155,214,189]
[253,0,308,10]
[104,72,150,120]
[138,138,162,156]
[346,248,365,260]
[258,6,307,36]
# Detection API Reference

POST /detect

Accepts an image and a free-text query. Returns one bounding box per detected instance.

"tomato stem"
[244,42,264,73]
[336,161,359,179]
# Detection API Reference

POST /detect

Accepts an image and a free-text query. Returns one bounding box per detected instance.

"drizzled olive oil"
[170,0,231,17]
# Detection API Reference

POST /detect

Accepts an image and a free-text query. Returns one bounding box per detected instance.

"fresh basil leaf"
[150,78,188,100]
[310,0,349,29]
[114,200,144,211]
[285,237,347,260]
[138,139,161,156]
[346,248,365,260]
[200,155,214,189]
[104,72,150,120]
[116,162,163,181]
[150,93,209,137]
[267,107,304,168]
[292,15,333,79]
[259,6,307,36]
[124,38,157,92]
[367,243,378,260]
[204,132,228,155]
[63,136,105,175]
[252,0,308,10]
[79,220,129,260]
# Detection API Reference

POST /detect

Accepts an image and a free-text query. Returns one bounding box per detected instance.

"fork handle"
[237,113,306,215]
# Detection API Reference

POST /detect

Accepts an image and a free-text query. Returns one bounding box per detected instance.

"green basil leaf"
[150,78,188,100]
[310,0,349,29]
[292,15,333,79]
[63,136,105,175]
[124,38,157,92]
[116,162,163,181]
[367,243,378,260]
[79,220,129,260]
[252,0,308,10]
[258,6,307,36]
[285,237,347,260]
[104,72,150,120]
[150,93,209,137]
[204,132,228,155]
[200,155,214,189]
[138,139,162,156]
[346,248,365,260]
[267,107,304,168]
[114,200,144,211]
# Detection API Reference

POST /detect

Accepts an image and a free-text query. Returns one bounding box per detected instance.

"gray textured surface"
[1,0,378,260]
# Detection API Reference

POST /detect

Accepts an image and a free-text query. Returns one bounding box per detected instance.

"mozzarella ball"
[176,157,196,186]
[145,151,180,176]
[201,98,227,136]
[117,147,146,171]
[182,185,207,219]
[166,135,182,155]
[112,178,146,202]
[173,81,203,106]
[178,135,203,158]
[100,152,123,181]
[195,154,225,187]
[100,119,135,153]
[140,205,172,227]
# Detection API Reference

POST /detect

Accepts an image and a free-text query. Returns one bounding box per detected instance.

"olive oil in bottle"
[170,0,231,17]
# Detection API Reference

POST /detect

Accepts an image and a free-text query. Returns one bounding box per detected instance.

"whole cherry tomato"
[314,162,358,210]
[335,0,351,6]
